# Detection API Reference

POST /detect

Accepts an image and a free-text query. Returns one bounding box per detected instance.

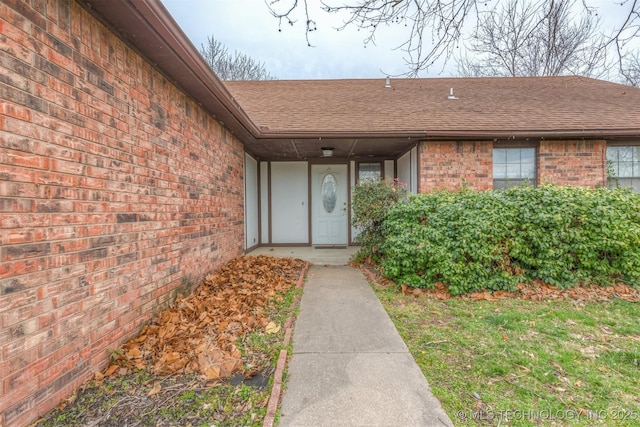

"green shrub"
[351,178,408,262]
[380,185,640,295]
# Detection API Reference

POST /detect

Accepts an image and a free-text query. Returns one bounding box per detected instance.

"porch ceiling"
[246,137,422,160]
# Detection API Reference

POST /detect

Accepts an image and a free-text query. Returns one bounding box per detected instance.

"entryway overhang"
[244,136,424,160]
[244,129,640,161]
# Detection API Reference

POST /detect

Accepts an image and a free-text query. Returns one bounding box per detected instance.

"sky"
[161,0,427,79]
[160,0,637,80]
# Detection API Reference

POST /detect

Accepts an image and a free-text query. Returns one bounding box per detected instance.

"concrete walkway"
[249,246,359,266]
[278,265,454,427]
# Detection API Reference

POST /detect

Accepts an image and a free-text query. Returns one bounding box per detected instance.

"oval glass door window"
[321,174,337,213]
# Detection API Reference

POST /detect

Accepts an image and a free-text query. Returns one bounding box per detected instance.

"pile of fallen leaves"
[360,264,640,303]
[107,255,306,381]
[412,280,640,303]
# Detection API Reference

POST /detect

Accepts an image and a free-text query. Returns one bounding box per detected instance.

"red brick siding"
[0,2,245,426]
[419,140,608,192]
[419,141,493,192]
[538,140,607,187]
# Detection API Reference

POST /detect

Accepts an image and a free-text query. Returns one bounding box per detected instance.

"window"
[321,173,337,213]
[493,147,536,189]
[607,146,640,191]
[358,162,382,183]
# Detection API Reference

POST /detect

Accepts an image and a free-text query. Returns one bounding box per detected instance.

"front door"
[311,164,348,246]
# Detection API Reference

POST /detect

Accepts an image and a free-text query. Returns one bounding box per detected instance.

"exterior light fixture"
[321,147,334,157]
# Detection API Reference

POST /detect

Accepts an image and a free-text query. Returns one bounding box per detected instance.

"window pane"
[494,179,509,190]
[619,147,634,162]
[494,179,533,189]
[358,162,381,182]
[494,164,507,179]
[619,162,634,177]
[616,178,633,190]
[520,148,535,162]
[359,163,380,173]
[521,162,536,178]
[506,163,521,178]
[493,149,507,164]
[321,174,337,213]
[506,149,521,163]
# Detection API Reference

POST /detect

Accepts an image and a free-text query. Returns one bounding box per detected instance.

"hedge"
[379,185,640,295]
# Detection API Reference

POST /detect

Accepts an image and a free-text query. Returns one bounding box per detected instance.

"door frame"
[309,162,351,246]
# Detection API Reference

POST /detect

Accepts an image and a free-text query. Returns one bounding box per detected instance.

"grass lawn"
[373,282,640,426]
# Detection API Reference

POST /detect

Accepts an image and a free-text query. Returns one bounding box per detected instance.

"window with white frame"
[357,162,382,183]
[493,147,536,189]
[607,146,640,192]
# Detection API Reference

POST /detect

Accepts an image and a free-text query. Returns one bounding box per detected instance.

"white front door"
[311,164,348,246]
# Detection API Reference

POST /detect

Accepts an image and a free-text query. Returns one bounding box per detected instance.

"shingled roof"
[84,0,640,160]
[225,76,640,138]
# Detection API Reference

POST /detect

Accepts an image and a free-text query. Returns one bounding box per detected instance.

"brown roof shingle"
[226,76,640,138]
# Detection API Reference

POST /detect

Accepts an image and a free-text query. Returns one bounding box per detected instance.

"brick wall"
[538,140,607,187]
[419,141,493,192]
[418,140,608,193]
[0,1,245,426]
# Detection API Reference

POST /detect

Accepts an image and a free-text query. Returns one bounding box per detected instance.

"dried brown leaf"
[147,382,161,397]
[104,365,119,377]
[111,256,306,380]
[265,322,280,334]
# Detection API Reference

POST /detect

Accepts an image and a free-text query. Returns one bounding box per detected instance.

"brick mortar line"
[263,261,310,427]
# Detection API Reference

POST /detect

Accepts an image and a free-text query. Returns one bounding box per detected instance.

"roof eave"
[256,129,640,140]
[256,130,428,139]
[426,129,640,140]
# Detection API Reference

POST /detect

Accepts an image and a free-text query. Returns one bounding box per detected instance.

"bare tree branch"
[199,35,275,80]
[621,50,640,85]
[457,0,609,77]
[267,0,317,46]
[264,0,639,77]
